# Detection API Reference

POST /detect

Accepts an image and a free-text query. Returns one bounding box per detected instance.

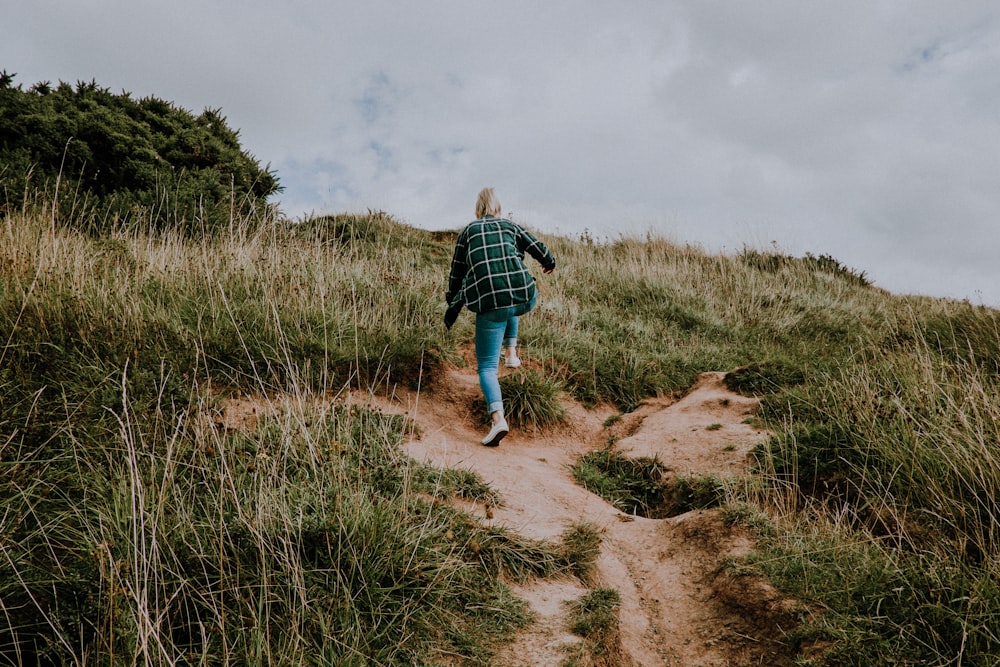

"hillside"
[2,205,1000,665]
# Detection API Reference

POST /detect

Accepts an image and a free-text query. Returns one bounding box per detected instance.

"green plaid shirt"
[446,216,556,314]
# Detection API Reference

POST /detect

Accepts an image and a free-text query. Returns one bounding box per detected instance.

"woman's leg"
[475,313,508,417]
[503,315,519,347]
[503,316,519,365]
[502,293,534,366]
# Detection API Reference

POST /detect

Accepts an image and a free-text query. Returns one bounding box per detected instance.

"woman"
[446,187,556,446]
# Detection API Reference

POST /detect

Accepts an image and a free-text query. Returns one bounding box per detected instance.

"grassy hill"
[2,200,999,664]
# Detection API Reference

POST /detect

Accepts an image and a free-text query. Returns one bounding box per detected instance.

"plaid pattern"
[447,216,556,314]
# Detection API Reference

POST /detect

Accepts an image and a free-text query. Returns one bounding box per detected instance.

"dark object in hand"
[444,301,463,329]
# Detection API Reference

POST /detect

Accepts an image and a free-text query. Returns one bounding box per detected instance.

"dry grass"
[5,201,1000,663]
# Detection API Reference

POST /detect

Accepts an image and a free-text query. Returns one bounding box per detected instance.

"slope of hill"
[2,204,999,664]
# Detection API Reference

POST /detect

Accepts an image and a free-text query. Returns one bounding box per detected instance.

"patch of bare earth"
[385,362,800,666]
[213,360,801,665]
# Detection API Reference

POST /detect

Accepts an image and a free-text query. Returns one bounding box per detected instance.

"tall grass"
[6,197,1000,663]
[0,206,573,664]
[539,231,1000,662]
[533,234,888,409]
[0,382,572,663]
[748,309,1000,663]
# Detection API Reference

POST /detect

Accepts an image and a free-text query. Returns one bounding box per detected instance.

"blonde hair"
[475,187,501,218]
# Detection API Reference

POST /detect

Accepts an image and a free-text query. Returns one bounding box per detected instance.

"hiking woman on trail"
[445,187,556,447]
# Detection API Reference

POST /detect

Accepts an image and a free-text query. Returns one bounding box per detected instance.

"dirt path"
[374,361,799,666]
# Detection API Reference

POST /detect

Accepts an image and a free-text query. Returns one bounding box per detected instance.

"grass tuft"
[563,588,624,667]
[570,449,669,518]
[497,369,567,430]
[571,449,731,519]
[560,523,603,582]
[725,360,806,396]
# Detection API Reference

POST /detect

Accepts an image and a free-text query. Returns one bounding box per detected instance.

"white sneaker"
[481,418,509,447]
[504,356,521,368]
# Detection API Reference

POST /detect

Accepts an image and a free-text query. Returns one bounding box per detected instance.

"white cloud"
[3,1,1000,303]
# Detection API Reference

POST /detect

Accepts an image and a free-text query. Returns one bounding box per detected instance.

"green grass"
[568,588,621,639]
[410,463,503,505]
[569,449,730,519]
[724,360,806,396]
[562,588,623,667]
[0,207,547,664]
[739,520,1000,665]
[497,369,568,430]
[0,393,562,664]
[6,193,1000,664]
[559,523,603,582]
[570,449,671,518]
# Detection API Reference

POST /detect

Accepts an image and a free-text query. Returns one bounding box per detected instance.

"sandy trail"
[373,361,797,666]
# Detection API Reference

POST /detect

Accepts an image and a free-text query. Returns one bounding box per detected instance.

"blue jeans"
[475,295,536,415]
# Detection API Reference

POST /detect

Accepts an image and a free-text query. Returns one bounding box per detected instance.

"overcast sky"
[4,2,1000,304]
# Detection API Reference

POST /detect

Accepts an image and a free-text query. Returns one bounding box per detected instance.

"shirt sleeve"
[517,227,556,272]
[446,231,468,304]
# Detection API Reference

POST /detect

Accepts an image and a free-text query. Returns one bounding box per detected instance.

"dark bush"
[0,72,279,234]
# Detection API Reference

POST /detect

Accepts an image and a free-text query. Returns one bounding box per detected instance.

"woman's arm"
[518,228,556,273]
[445,231,469,303]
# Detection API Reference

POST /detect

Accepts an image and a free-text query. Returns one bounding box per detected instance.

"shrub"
[0,72,279,234]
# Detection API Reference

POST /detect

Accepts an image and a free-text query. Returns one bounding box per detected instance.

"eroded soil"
[388,359,799,666]
[215,358,801,665]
